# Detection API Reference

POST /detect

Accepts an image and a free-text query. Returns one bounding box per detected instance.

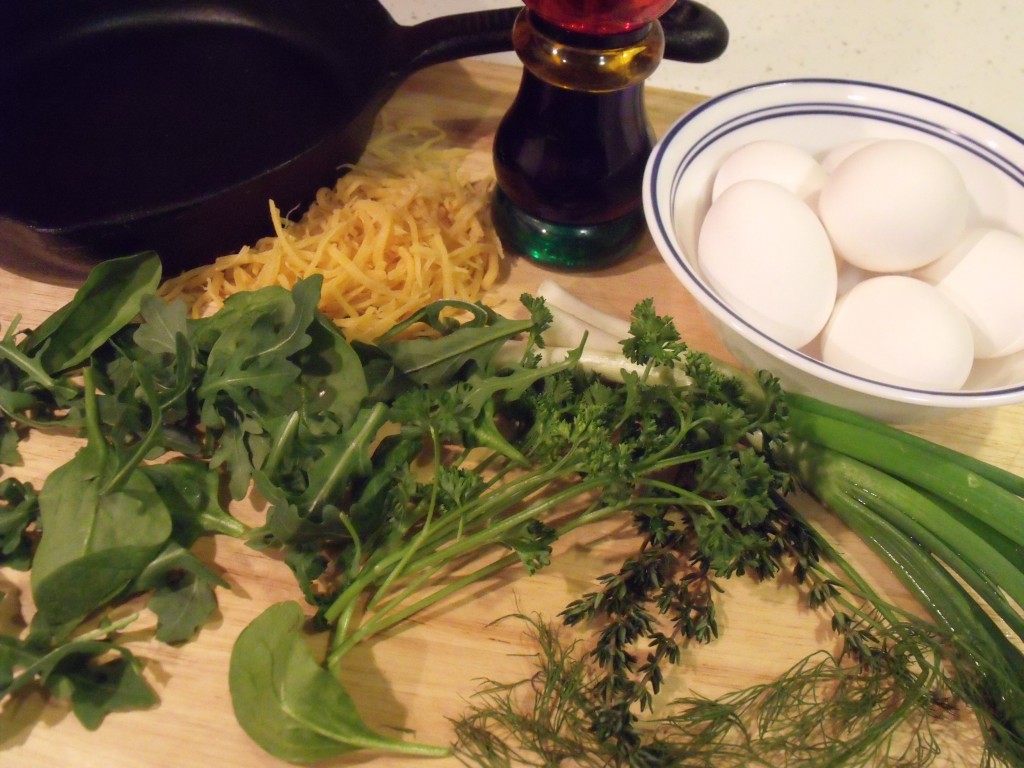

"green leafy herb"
[229,601,448,762]
[451,290,1024,768]
[0,477,38,569]
[30,366,174,627]
[21,252,162,374]
[453,613,959,768]
[3,256,1023,768]
[134,542,227,644]
[0,613,158,730]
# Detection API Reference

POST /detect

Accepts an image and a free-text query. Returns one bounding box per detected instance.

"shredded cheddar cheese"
[159,120,504,342]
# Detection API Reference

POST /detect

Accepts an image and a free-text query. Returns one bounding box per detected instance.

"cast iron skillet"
[0,0,727,281]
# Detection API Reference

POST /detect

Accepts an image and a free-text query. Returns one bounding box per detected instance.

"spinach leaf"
[23,251,162,374]
[229,601,447,763]
[30,368,173,626]
[31,444,173,625]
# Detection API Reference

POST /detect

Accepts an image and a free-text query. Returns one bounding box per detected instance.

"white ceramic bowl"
[643,78,1024,423]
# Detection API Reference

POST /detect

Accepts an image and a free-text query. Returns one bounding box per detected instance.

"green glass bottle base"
[492,189,645,269]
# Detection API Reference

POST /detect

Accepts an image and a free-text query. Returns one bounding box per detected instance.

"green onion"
[781,440,1024,644]
[786,394,1024,551]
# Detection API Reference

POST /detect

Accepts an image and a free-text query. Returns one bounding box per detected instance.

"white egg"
[711,140,827,203]
[916,228,1024,358]
[818,139,969,272]
[821,275,974,390]
[819,138,878,173]
[698,179,838,349]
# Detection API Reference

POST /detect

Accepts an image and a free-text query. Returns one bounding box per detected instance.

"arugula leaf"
[0,323,78,403]
[148,571,220,645]
[1,626,158,730]
[301,403,386,513]
[293,314,369,431]
[2,636,109,697]
[133,294,190,357]
[0,477,38,569]
[255,403,390,546]
[197,277,322,410]
[129,541,228,644]
[193,277,353,502]
[0,425,20,466]
[210,421,261,502]
[229,601,448,762]
[142,459,246,541]
[345,434,423,540]
[252,479,354,550]
[62,651,158,730]
[378,300,535,388]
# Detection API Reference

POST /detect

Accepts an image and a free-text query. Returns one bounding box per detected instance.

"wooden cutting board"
[2,59,1021,768]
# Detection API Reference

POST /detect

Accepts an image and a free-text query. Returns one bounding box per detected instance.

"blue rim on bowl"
[643,77,1024,415]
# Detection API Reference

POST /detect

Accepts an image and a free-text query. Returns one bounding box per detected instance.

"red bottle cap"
[524,0,675,35]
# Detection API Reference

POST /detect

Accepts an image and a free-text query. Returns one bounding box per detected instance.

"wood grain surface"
[1,59,1021,767]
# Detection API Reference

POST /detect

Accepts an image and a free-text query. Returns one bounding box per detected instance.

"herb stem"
[329,500,629,663]
[102,363,164,494]
[363,427,445,613]
[401,473,609,577]
[262,410,301,477]
[329,551,520,663]
[81,366,105,448]
[308,402,389,514]
[323,467,599,627]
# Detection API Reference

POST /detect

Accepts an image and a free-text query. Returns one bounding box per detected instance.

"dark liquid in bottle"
[493,70,654,226]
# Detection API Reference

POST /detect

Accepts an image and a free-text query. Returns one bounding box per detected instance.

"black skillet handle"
[397,7,520,73]
[661,1,729,63]
[397,1,728,74]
